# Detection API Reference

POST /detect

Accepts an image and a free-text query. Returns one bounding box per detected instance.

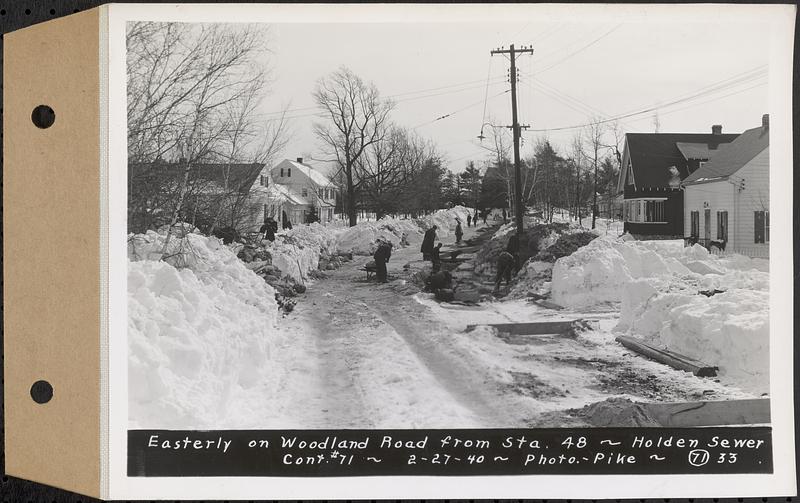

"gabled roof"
[254,184,310,205]
[683,125,769,185]
[129,161,264,192]
[624,133,739,188]
[276,159,335,187]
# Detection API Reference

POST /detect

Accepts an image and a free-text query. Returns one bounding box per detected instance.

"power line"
[624,79,767,125]
[260,75,508,117]
[531,24,616,67]
[612,65,766,118]
[536,24,623,75]
[412,89,510,129]
[481,56,493,126]
[523,66,768,133]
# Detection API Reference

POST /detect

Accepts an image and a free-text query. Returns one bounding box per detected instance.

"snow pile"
[419,205,473,238]
[617,274,769,394]
[578,397,661,427]
[550,235,769,394]
[552,238,706,309]
[128,231,281,428]
[334,218,421,255]
[268,223,340,280]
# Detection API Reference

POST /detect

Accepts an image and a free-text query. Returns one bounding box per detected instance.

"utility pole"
[491,44,533,237]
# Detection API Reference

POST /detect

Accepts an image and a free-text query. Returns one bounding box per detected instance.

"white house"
[252,158,338,227]
[682,115,769,258]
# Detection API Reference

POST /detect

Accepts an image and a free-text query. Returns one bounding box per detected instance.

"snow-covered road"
[253,225,752,429]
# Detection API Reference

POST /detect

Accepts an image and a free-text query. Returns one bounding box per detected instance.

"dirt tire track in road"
[372,305,517,426]
[278,287,374,428]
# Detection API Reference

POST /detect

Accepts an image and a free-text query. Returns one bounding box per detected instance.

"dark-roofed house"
[682,115,770,258]
[128,160,265,233]
[616,126,738,237]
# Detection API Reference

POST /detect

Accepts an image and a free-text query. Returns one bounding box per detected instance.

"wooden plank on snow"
[643,398,770,427]
[467,320,582,336]
[616,335,719,377]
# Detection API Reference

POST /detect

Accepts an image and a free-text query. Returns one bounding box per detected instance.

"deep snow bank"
[550,236,769,394]
[334,218,420,256]
[269,223,339,280]
[128,231,281,428]
[420,205,473,238]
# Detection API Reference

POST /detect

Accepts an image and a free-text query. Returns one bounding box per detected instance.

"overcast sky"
[250,15,772,173]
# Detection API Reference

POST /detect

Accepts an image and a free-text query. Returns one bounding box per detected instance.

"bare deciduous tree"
[126,22,288,255]
[581,116,607,229]
[313,67,394,226]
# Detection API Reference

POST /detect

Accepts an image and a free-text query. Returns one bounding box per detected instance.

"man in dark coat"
[421,225,438,261]
[473,209,479,226]
[260,218,276,242]
[494,250,516,293]
[482,211,488,225]
[455,220,463,243]
[373,240,393,283]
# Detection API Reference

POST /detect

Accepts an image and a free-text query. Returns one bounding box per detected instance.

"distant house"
[252,158,338,227]
[682,115,769,258]
[616,126,738,238]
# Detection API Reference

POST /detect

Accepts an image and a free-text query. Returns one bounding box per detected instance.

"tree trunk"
[592,156,599,230]
[346,163,357,226]
[160,158,192,258]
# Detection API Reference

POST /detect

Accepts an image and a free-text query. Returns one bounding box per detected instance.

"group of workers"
[369,210,518,294]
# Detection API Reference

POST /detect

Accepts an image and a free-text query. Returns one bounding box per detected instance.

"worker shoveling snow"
[127,230,283,428]
[550,235,769,394]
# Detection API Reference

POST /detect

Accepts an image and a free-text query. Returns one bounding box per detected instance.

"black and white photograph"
[116,3,794,495]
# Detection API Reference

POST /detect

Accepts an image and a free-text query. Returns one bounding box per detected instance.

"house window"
[625,199,666,223]
[690,211,699,237]
[716,211,728,241]
[260,175,269,187]
[301,188,308,197]
[280,168,284,177]
[287,167,292,177]
[318,188,323,198]
[754,211,769,243]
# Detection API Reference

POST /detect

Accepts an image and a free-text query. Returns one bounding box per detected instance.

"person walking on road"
[466,214,472,228]
[473,209,479,227]
[373,240,393,283]
[455,220,463,244]
[421,225,438,261]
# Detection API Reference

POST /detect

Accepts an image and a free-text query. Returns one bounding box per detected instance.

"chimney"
[711,125,722,135]
[296,157,303,164]
[762,114,769,129]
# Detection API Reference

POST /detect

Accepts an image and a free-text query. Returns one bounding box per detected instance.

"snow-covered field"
[551,235,769,394]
